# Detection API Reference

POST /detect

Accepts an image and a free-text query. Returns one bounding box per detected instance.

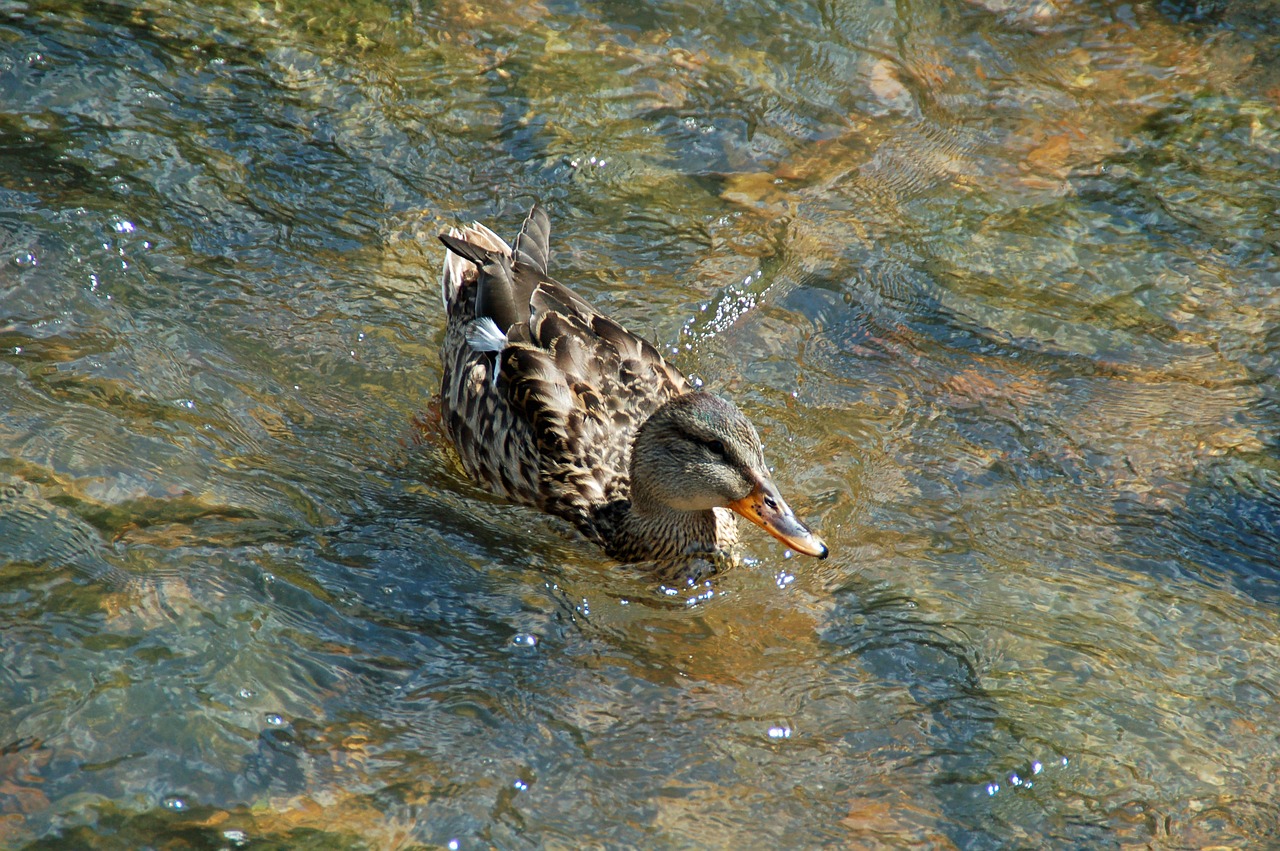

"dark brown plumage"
[437,204,827,565]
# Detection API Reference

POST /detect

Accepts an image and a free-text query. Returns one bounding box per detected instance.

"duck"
[436,204,827,566]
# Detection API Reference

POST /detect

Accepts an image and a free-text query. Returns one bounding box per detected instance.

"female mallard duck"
[438,204,827,565]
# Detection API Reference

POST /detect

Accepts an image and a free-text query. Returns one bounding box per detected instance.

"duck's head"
[631,392,828,558]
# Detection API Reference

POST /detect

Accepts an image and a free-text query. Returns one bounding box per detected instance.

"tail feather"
[439,232,498,269]
[438,221,511,309]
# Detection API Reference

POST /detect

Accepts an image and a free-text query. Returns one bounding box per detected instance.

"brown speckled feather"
[439,205,690,551]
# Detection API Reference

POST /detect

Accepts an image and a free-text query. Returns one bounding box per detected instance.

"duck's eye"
[705,439,726,458]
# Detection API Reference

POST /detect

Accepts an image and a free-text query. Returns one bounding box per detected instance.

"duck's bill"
[729,481,829,559]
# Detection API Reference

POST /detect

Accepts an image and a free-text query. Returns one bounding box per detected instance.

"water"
[2,0,1279,847]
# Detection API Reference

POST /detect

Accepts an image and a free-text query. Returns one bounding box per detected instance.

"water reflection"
[1,0,1279,847]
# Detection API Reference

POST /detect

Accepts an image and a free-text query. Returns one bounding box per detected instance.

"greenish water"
[2,0,1279,847]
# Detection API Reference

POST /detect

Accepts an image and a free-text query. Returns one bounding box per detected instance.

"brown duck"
[437,204,827,565]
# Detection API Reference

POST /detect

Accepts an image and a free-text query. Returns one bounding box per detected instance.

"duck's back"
[439,206,691,543]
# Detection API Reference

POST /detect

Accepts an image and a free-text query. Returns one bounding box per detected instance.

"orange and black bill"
[728,480,828,559]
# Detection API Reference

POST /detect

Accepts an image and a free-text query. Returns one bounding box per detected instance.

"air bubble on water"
[112,217,136,234]
[767,725,792,739]
[161,795,187,811]
[13,251,36,267]
[238,687,254,700]
[265,713,285,726]
[1032,761,1043,775]
[986,783,1000,796]
[512,778,528,791]
[448,840,460,850]
[510,633,538,648]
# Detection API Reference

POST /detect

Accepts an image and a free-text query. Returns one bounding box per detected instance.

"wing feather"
[512,203,552,275]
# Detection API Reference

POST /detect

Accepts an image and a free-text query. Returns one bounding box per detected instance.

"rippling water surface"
[3,0,1280,847]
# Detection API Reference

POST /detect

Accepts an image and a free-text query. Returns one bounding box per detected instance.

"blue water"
[2,0,1279,847]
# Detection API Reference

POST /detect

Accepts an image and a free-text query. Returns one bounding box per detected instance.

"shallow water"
[2,0,1280,847]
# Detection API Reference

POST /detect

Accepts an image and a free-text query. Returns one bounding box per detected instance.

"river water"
[2,0,1279,847]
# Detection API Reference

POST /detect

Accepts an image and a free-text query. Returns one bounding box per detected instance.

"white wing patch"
[465,317,508,353]
[465,317,509,389]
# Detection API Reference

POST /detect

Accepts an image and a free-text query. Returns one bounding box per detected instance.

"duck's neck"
[600,489,736,563]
